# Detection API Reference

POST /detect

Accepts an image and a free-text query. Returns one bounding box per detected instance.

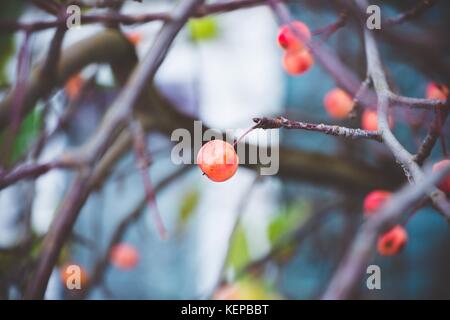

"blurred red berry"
[64,74,84,101]
[377,225,408,256]
[197,140,239,182]
[323,88,353,119]
[361,109,394,131]
[277,21,311,51]
[126,31,142,45]
[282,50,314,76]
[426,82,448,101]
[110,243,140,270]
[363,190,392,216]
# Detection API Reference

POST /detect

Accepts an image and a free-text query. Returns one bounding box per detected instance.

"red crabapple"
[323,88,353,119]
[282,50,314,76]
[361,109,394,131]
[197,140,239,182]
[363,190,392,216]
[110,243,140,270]
[377,225,408,256]
[432,159,450,194]
[426,82,448,101]
[277,21,311,51]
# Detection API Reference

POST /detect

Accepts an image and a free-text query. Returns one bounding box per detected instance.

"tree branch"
[356,0,450,219]
[384,0,438,26]
[253,116,383,142]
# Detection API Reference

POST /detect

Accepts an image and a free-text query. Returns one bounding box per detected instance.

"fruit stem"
[233,121,262,147]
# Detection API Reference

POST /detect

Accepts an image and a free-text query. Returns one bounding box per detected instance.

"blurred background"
[0,0,449,300]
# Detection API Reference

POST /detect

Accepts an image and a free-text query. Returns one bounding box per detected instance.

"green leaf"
[268,201,310,244]
[0,1,24,86]
[0,106,43,164]
[179,189,199,223]
[226,223,250,271]
[234,277,282,300]
[188,17,218,42]
[175,189,200,234]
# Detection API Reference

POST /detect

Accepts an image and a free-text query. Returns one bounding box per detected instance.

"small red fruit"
[282,50,314,76]
[361,109,394,131]
[323,88,353,119]
[363,190,392,216]
[277,21,311,51]
[110,243,140,270]
[377,225,408,256]
[60,263,88,288]
[126,32,142,45]
[64,74,84,101]
[432,159,450,194]
[426,82,448,101]
[197,140,239,182]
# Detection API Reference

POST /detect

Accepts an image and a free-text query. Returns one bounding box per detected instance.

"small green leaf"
[10,107,43,162]
[226,224,250,271]
[179,189,199,223]
[188,17,218,42]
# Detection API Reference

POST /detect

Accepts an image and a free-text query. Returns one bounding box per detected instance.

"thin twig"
[384,0,438,26]
[349,77,371,118]
[312,10,348,41]
[253,116,383,142]
[413,108,449,166]
[0,160,75,191]
[129,118,167,239]
[390,93,447,110]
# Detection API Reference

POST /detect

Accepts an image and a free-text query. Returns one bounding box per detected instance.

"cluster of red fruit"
[277,21,314,76]
[363,159,450,256]
[323,88,393,131]
[363,190,407,256]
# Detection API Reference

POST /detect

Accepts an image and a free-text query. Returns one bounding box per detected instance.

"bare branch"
[356,0,450,219]
[128,119,167,239]
[0,160,73,191]
[0,0,272,33]
[390,93,448,110]
[312,10,348,41]
[349,76,371,118]
[253,116,383,142]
